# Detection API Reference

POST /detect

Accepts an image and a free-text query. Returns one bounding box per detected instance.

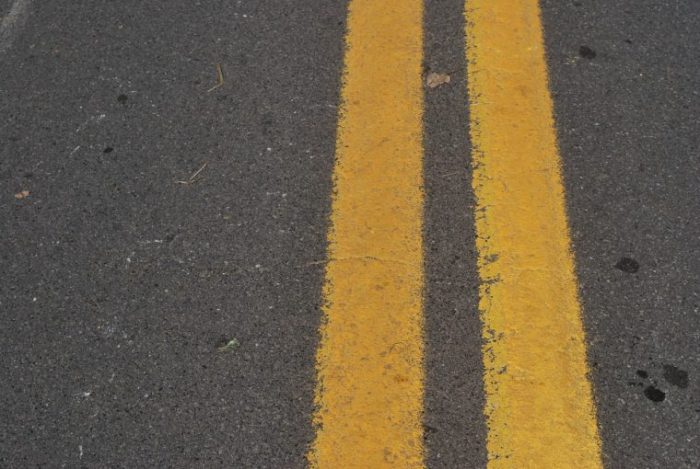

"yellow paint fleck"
[465,0,603,467]
[308,0,425,467]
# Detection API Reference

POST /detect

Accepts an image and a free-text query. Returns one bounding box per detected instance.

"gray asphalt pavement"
[543,1,700,467]
[1,0,698,467]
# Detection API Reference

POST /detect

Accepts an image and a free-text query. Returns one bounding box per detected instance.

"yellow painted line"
[465,1,603,467]
[308,0,425,467]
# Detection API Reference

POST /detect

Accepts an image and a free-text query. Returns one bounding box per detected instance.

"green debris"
[217,338,239,352]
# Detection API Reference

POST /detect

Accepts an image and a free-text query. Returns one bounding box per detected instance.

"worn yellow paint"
[308,0,425,468]
[465,1,603,467]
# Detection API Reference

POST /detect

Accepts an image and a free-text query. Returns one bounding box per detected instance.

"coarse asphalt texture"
[1,0,699,467]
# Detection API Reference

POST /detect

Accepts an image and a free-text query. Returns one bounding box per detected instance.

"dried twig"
[207,64,225,92]
[176,162,208,185]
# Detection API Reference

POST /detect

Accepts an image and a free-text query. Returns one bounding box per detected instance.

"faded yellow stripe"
[308,0,425,468]
[465,1,602,467]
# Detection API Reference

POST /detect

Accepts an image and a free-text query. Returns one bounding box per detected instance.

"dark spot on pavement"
[423,423,438,434]
[117,94,128,103]
[103,147,114,154]
[636,369,648,379]
[579,45,596,59]
[643,385,665,402]
[663,364,689,389]
[625,38,633,44]
[261,113,275,135]
[615,257,640,273]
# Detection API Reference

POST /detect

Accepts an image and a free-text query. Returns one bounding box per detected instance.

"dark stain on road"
[663,365,689,389]
[103,147,114,154]
[615,257,640,273]
[423,423,439,435]
[117,94,128,103]
[636,369,648,379]
[643,385,666,403]
[579,45,596,59]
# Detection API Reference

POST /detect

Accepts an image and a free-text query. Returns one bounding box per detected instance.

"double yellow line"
[308,0,602,467]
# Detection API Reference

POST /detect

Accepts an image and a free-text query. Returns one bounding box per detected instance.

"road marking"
[465,1,603,467]
[308,0,425,467]
[0,0,32,54]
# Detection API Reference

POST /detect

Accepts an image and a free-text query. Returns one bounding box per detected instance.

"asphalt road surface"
[1,0,698,467]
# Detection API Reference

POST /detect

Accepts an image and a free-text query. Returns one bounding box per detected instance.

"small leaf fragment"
[217,338,239,352]
[426,72,451,88]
